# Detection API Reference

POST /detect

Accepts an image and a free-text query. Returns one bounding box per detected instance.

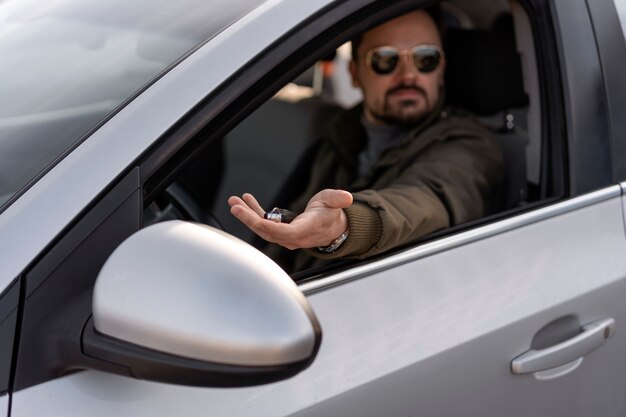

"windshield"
[0,0,264,209]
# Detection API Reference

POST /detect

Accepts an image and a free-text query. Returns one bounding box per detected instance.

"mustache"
[386,85,426,97]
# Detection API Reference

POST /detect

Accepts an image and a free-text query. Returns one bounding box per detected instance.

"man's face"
[350,10,445,126]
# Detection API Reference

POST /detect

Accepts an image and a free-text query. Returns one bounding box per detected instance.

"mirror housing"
[82,221,321,387]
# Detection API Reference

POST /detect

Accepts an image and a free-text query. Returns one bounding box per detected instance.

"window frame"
[587,0,626,182]
[548,0,614,193]
[139,0,569,280]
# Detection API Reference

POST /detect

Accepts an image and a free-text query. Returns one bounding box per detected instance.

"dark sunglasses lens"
[414,48,441,73]
[369,49,399,75]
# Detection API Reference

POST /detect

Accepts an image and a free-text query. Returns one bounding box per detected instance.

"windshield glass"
[0,0,264,209]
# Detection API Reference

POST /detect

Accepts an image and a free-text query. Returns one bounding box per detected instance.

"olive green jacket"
[274,103,503,271]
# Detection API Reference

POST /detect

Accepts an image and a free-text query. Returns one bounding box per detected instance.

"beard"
[369,85,434,127]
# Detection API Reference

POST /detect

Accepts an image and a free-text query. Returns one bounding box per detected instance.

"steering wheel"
[143,182,224,229]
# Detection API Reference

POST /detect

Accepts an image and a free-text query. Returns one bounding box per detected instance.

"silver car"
[2,0,626,415]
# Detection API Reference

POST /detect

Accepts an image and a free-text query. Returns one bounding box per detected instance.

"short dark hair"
[350,5,445,63]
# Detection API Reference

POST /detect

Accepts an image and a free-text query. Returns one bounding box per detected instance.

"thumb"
[311,189,353,209]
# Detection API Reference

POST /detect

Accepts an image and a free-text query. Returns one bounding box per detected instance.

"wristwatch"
[317,229,349,253]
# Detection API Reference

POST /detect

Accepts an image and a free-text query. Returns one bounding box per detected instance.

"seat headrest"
[444,24,529,115]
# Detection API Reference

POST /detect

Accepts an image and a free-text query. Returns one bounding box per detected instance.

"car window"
[142,0,555,279]
[0,0,266,211]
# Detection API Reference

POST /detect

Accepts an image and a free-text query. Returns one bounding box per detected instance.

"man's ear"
[349,60,361,88]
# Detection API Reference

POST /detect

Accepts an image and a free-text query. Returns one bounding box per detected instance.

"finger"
[227,195,246,208]
[311,189,353,209]
[230,203,284,241]
[230,203,265,231]
[242,193,266,217]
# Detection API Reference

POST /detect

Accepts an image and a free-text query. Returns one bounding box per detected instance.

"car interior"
[143,0,550,277]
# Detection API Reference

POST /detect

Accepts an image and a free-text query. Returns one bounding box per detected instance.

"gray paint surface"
[0,395,7,417]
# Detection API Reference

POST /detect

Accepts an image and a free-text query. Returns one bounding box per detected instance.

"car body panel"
[0,0,334,293]
[11,187,626,416]
[0,394,7,417]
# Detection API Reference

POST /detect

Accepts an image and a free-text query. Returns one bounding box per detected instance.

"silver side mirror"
[82,220,321,387]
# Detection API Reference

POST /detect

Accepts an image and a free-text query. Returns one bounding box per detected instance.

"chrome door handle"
[511,317,615,375]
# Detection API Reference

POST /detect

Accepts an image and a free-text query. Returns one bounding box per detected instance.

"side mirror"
[81,221,321,387]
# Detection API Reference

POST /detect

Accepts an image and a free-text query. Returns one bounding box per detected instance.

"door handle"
[511,317,615,375]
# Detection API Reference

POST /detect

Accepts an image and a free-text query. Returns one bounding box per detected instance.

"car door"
[6,1,626,417]
[9,184,626,417]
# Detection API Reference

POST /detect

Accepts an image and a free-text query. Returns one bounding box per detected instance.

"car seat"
[444,20,530,210]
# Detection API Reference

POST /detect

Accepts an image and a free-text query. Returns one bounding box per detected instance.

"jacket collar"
[324,95,446,169]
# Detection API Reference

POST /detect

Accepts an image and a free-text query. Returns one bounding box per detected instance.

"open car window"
[142,0,560,278]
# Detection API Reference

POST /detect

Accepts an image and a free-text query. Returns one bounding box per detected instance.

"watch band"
[317,229,349,253]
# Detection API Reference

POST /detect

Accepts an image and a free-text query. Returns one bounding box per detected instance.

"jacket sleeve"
[312,119,504,260]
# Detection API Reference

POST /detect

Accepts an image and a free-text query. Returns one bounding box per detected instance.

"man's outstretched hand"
[228,189,353,250]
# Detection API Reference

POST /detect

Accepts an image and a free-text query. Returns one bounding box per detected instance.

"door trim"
[300,185,620,295]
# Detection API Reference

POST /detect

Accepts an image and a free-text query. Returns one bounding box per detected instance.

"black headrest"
[444,24,529,115]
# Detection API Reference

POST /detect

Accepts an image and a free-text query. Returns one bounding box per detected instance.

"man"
[228,8,503,271]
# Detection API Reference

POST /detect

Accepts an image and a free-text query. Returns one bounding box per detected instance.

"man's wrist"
[317,228,349,253]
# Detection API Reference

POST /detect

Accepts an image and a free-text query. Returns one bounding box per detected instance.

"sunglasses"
[364,45,444,75]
